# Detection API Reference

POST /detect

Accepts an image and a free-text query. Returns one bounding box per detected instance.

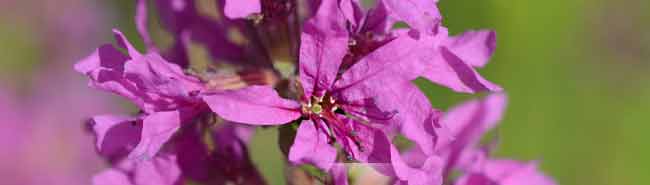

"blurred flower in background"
[0,1,124,184]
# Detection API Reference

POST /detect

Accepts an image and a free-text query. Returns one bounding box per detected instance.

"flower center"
[302,95,337,117]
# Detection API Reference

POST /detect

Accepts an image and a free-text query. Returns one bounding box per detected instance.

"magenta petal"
[330,163,349,185]
[439,93,507,172]
[288,120,338,170]
[128,111,181,160]
[135,0,157,51]
[359,129,443,185]
[113,29,142,58]
[457,160,556,185]
[203,85,301,125]
[92,169,132,185]
[422,46,502,93]
[123,53,202,101]
[441,93,507,150]
[333,35,421,91]
[91,115,141,162]
[299,0,349,97]
[382,0,441,35]
[224,0,261,19]
[133,155,182,185]
[444,30,497,68]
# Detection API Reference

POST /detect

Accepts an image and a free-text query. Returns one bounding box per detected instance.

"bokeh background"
[0,0,648,185]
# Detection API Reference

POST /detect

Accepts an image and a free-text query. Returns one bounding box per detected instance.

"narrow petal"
[113,29,142,58]
[421,46,502,93]
[289,120,338,170]
[203,85,301,125]
[299,0,349,97]
[444,30,497,68]
[136,0,157,51]
[224,0,261,19]
[128,111,182,160]
[339,0,364,29]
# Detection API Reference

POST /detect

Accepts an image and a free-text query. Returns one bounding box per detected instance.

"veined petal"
[333,35,420,92]
[421,46,502,93]
[299,0,349,97]
[444,30,497,68]
[123,52,202,100]
[289,120,338,170]
[203,85,301,125]
[224,0,261,19]
[382,0,441,35]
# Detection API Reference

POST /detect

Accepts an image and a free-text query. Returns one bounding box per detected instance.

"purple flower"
[389,93,556,185]
[136,0,250,67]
[91,121,266,185]
[92,154,182,185]
[204,0,413,170]
[75,29,207,161]
[455,157,556,185]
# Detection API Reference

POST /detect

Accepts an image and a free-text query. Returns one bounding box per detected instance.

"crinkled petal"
[224,0,261,19]
[128,111,182,160]
[382,0,441,35]
[75,29,202,113]
[422,46,502,93]
[333,35,421,91]
[299,0,349,97]
[123,52,202,101]
[337,69,450,156]
[289,120,338,170]
[444,30,497,68]
[203,85,301,125]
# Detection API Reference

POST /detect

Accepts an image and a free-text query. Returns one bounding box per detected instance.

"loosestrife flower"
[396,94,556,185]
[74,0,557,185]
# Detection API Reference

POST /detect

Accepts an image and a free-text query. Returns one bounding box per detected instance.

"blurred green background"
[1,0,649,185]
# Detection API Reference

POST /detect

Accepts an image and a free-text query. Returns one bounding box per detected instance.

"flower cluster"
[76,0,555,185]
